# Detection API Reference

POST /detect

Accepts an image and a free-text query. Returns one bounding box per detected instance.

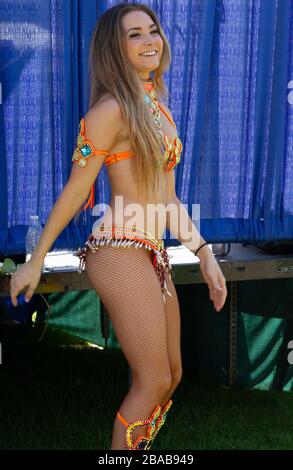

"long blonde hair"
[88,2,172,203]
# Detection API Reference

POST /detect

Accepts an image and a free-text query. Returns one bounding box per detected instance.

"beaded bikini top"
[72,79,183,209]
[72,81,183,171]
[142,79,183,172]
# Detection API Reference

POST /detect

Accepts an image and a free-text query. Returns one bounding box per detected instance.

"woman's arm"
[165,171,210,260]
[10,98,125,306]
[166,195,210,260]
[159,101,210,260]
[30,98,124,267]
[166,169,227,312]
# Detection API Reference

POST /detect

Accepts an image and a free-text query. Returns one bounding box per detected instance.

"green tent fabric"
[44,278,293,391]
[236,279,293,391]
[46,290,119,348]
[177,279,293,392]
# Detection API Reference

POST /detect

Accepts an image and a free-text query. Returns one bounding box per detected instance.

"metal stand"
[100,302,110,348]
[228,281,238,385]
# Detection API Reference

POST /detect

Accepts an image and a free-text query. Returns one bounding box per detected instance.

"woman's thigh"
[85,246,171,380]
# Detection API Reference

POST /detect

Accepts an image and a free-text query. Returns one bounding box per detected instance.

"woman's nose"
[144,33,154,43]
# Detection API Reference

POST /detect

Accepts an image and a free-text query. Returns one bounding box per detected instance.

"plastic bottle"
[212,243,231,257]
[25,215,43,262]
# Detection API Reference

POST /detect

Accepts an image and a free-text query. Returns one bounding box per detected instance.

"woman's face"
[122,10,163,80]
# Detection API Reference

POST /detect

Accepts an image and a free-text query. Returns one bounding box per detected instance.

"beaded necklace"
[141,78,166,165]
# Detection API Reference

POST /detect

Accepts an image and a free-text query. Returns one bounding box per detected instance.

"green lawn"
[0,325,293,450]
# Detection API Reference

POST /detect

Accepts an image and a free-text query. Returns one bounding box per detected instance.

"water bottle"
[25,215,43,262]
[212,243,231,256]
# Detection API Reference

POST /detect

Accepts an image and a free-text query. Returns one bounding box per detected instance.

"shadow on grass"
[0,324,292,450]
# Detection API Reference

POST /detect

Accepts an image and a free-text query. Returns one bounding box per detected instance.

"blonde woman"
[10,3,227,451]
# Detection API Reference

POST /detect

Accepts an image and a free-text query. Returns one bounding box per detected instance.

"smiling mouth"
[139,51,158,57]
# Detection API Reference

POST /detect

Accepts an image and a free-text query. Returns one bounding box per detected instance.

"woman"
[10,3,227,451]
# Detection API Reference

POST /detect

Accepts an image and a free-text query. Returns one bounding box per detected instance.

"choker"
[140,76,154,91]
[141,76,152,82]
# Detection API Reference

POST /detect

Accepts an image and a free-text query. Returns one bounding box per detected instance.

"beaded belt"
[74,224,173,303]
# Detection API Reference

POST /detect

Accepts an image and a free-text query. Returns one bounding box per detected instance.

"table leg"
[100,301,110,348]
[228,281,238,385]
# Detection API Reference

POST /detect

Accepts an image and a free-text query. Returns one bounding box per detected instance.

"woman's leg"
[160,273,183,408]
[85,245,172,450]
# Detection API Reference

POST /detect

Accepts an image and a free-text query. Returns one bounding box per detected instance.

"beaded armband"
[71,118,109,167]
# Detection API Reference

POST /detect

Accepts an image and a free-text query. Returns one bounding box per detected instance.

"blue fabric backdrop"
[0,0,292,255]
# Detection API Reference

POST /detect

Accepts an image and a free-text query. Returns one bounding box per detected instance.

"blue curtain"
[0,0,292,255]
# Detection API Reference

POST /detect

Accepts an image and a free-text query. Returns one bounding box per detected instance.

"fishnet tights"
[85,244,181,450]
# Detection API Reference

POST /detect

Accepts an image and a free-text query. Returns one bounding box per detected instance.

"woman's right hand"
[10,260,42,307]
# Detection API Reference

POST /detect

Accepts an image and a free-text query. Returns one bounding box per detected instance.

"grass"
[0,324,293,450]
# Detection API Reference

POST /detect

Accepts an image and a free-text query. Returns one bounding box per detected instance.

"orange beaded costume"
[72,79,181,450]
[71,81,183,209]
[72,80,183,304]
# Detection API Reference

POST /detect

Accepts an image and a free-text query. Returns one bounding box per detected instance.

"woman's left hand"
[199,252,227,312]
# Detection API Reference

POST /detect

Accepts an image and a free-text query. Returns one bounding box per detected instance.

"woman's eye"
[129,30,159,38]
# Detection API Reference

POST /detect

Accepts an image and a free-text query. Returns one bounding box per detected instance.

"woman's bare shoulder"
[80,95,124,154]
[90,94,121,118]
[86,94,125,137]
